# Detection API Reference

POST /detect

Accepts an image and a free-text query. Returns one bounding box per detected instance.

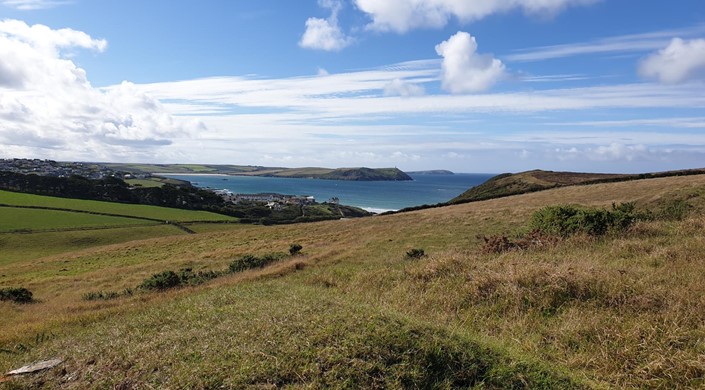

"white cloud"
[435,31,505,93]
[639,38,705,84]
[0,18,107,56]
[507,26,705,62]
[354,0,598,33]
[549,117,705,129]
[299,0,351,51]
[2,0,71,10]
[383,78,425,97]
[0,19,201,161]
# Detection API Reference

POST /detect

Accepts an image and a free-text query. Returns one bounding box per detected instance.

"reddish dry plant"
[479,230,558,254]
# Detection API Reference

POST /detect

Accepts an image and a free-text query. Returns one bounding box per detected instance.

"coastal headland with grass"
[2,165,705,388]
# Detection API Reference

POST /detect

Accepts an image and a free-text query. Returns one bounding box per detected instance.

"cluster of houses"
[0,158,118,180]
[212,189,316,209]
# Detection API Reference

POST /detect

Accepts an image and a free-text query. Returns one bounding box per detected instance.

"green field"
[0,207,156,233]
[3,174,705,388]
[0,190,236,222]
[0,225,189,267]
[124,178,164,188]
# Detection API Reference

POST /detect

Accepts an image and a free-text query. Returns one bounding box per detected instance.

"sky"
[0,1,704,173]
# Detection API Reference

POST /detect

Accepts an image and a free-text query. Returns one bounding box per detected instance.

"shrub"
[289,243,303,256]
[83,288,134,301]
[406,248,426,259]
[480,235,516,254]
[229,253,284,273]
[83,291,120,301]
[480,230,558,254]
[177,268,222,286]
[0,287,33,303]
[530,203,640,237]
[139,270,182,291]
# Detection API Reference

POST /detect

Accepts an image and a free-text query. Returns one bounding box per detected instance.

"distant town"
[0,158,133,180]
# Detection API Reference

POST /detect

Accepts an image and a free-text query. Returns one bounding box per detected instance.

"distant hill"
[239,167,412,181]
[101,163,412,181]
[450,168,705,204]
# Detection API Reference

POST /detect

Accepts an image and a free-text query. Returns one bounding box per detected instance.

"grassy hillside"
[3,174,705,387]
[450,169,626,203]
[0,190,237,222]
[451,168,705,204]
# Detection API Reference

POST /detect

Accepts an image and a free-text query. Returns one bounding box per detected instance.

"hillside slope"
[3,174,705,388]
[450,169,625,203]
[450,168,705,203]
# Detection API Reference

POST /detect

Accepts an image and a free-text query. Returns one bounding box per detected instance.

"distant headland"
[99,163,413,181]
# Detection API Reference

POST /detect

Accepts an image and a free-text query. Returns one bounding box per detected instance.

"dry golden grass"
[3,173,705,388]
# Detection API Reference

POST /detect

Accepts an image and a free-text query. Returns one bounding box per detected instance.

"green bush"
[228,253,284,273]
[406,248,426,259]
[0,287,33,303]
[83,288,134,301]
[139,270,182,291]
[139,268,223,291]
[530,203,640,237]
[289,243,303,256]
[176,268,222,286]
[83,290,119,301]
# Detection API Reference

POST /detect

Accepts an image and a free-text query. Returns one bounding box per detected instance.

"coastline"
[161,173,494,212]
[158,173,231,177]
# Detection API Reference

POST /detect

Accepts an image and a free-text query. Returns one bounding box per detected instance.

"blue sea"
[164,173,495,212]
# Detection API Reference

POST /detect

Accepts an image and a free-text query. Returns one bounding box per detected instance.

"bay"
[163,173,495,212]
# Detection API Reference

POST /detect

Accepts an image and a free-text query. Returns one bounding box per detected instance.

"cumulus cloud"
[435,31,505,94]
[639,38,705,84]
[2,0,71,10]
[354,0,598,33]
[383,78,425,97]
[299,0,351,51]
[0,19,200,161]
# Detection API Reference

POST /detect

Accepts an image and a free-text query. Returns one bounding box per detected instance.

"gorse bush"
[530,202,641,237]
[0,287,33,303]
[139,268,223,291]
[289,243,303,255]
[406,248,426,259]
[83,291,119,301]
[82,288,134,301]
[228,253,284,273]
[140,270,182,291]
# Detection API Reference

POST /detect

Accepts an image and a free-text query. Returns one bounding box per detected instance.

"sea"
[163,173,496,213]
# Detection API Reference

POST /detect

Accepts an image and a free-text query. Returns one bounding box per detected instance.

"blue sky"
[1,0,704,173]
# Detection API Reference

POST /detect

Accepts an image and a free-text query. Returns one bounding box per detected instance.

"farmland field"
[0,207,157,233]
[0,190,236,222]
[0,225,189,267]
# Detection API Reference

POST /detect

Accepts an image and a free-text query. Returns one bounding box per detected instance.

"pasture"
[3,174,705,388]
